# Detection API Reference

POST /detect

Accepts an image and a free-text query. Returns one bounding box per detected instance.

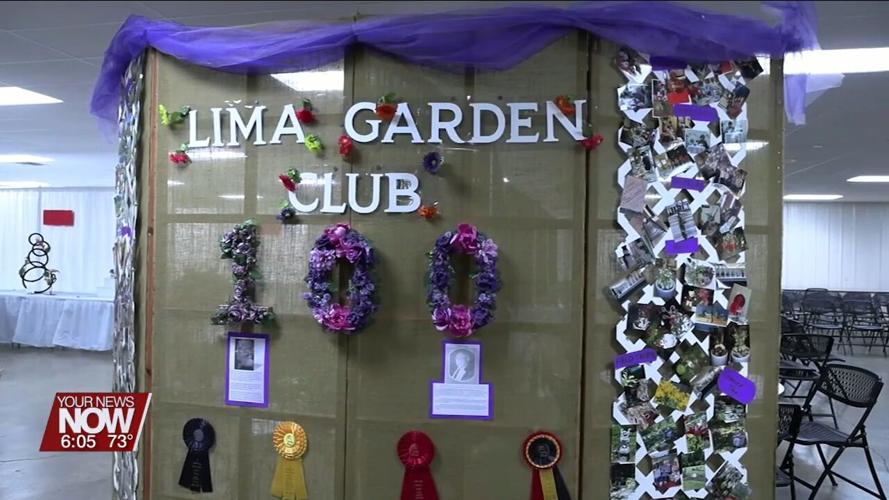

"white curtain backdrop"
[783,202,889,291]
[0,188,115,295]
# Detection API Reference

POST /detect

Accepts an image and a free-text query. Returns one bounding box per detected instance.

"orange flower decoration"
[418,204,439,220]
[554,95,575,116]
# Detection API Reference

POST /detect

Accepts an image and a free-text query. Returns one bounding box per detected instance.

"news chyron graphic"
[40,393,151,452]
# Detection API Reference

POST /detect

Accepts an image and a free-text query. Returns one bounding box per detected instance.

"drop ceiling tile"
[0,32,68,63]
[14,23,126,59]
[0,1,156,30]
[0,60,99,87]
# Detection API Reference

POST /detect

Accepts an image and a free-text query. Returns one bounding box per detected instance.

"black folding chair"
[843,298,886,355]
[803,296,846,354]
[779,334,840,428]
[777,403,803,499]
[782,315,805,334]
[784,364,886,499]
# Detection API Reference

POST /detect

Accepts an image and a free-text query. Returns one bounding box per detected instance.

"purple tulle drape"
[91,1,821,131]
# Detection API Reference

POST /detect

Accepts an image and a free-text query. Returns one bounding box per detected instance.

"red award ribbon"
[397,431,439,500]
[524,432,571,500]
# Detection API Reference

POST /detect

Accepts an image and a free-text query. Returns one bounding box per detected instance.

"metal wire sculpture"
[18,232,59,294]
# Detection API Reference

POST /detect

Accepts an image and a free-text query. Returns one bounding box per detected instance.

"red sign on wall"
[43,210,75,226]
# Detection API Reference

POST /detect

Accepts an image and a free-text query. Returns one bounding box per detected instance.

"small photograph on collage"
[658,116,693,146]
[690,76,723,105]
[713,61,736,76]
[653,380,691,412]
[690,64,712,81]
[711,227,748,260]
[681,450,707,491]
[609,268,648,302]
[712,396,748,451]
[615,46,649,80]
[723,83,750,119]
[681,260,716,289]
[681,286,714,316]
[617,238,656,272]
[716,164,748,195]
[696,143,733,180]
[651,259,678,300]
[708,463,752,499]
[610,463,638,500]
[728,284,752,324]
[674,343,709,384]
[684,129,711,155]
[695,301,728,327]
[691,365,722,396]
[619,401,658,429]
[628,146,658,183]
[652,452,682,493]
[620,365,648,406]
[640,416,681,456]
[619,84,653,111]
[727,323,750,362]
[627,303,660,336]
[611,424,638,463]
[721,119,748,144]
[625,205,668,249]
[651,80,672,117]
[734,58,764,80]
[684,411,712,453]
[667,71,690,104]
[714,263,747,285]
[700,194,742,236]
[655,144,695,180]
[620,118,657,147]
[665,200,698,241]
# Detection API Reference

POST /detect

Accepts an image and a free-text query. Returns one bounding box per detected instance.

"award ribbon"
[397,431,439,500]
[523,432,571,500]
[178,418,215,493]
[271,421,309,500]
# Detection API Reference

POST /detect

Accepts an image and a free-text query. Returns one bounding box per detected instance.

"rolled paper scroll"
[523,431,571,500]
[271,421,309,500]
[178,418,215,492]
[397,431,439,500]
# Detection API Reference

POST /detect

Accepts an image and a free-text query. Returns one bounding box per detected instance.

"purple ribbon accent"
[119,226,133,237]
[674,104,719,122]
[665,238,699,255]
[671,176,707,191]
[91,2,820,134]
[650,56,687,70]
[718,368,756,404]
[615,348,658,369]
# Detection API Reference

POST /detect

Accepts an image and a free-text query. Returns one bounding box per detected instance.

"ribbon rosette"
[271,421,309,500]
[397,431,439,500]
[178,418,215,493]
[524,432,572,500]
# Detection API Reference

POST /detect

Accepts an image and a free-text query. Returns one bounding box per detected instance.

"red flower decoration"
[580,134,605,151]
[338,133,354,159]
[555,95,575,116]
[279,174,297,192]
[418,204,439,220]
[168,150,190,165]
[376,102,397,121]
[296,99,315,124]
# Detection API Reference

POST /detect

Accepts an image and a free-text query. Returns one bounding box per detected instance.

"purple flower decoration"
[211,220,275,326]
[304,223,377,333]
[423,151,443,175]
[426,223,500,338]
[277,205,297,223]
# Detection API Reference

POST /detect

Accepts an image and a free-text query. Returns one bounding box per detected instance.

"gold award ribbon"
[271,421,308,500]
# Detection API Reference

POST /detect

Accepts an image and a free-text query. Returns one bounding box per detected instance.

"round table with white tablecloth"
[0,291,113,351]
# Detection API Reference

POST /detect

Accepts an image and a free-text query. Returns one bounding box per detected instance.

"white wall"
[0,187,115,295]
[783,202,889,291]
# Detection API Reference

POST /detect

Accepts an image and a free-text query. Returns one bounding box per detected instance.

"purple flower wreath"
[211,220,275,325]
[304,223,377,333]
[427,223,500,337]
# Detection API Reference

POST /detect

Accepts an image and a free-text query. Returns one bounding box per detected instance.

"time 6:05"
[60,434,96,449]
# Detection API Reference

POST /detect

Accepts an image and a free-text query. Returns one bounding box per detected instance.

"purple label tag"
[674,104,718,122]
[650,56,687,70]
[718,368,756,404]
[665,238,699,255]
[615,348,658,369]
[671,176,707,191]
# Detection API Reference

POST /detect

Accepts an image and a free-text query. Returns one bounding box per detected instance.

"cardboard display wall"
[135,33,783,499]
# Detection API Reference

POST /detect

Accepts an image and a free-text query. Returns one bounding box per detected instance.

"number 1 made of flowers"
[211,220,275,325]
